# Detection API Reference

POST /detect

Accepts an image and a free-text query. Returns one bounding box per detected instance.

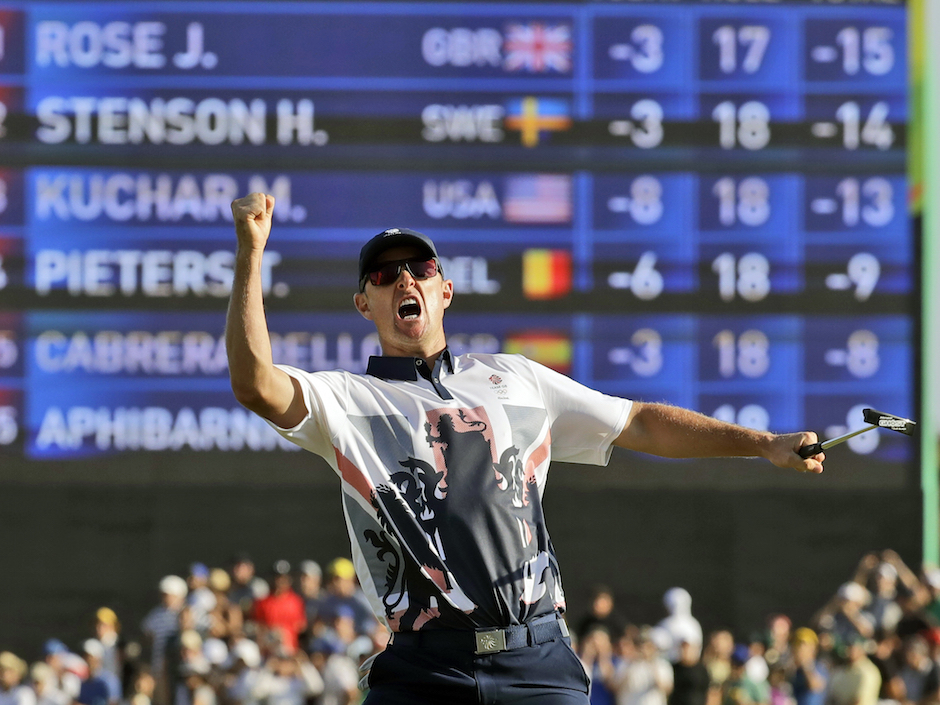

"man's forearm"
[614,401,823,473]
[225,247,285,413]
[617,402,774,459]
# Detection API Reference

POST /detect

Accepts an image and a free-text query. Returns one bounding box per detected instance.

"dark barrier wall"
[0,474,922,661]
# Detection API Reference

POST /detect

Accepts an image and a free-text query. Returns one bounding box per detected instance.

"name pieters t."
[226,193,825,705]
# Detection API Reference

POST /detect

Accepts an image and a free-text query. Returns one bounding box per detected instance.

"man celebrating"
[226,193,824,704]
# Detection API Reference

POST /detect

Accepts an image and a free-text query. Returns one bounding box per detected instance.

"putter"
[798,408,916,459]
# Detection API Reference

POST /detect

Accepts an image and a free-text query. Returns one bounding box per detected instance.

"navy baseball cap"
[358,228,440,289]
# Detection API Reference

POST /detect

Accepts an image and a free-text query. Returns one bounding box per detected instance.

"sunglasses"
[360,258,440,291]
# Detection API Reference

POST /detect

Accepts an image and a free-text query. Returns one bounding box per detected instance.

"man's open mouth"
[398,297,421,320]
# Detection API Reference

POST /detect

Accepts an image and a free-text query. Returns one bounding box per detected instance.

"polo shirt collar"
[366,348,455,400]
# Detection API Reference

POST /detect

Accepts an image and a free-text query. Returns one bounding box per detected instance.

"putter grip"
[799,442,824,459]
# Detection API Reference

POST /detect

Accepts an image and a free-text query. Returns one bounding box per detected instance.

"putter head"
[862,408,916,436]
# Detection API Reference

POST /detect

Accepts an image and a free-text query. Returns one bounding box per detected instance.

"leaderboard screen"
[0,1,915,487]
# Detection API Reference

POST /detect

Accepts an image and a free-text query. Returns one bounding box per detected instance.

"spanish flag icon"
[504,331,573,374]
[522,248,572,300]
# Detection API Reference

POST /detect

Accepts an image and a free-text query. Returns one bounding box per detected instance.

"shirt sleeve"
[263,365,347,460]
[523,357,632,466]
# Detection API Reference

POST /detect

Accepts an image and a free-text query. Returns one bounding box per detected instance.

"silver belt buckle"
[475,628,507,654]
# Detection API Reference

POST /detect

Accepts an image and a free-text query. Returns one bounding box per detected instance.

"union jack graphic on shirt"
[503,23,572,73]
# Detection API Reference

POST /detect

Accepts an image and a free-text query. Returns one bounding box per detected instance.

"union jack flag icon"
[503,23,572,73]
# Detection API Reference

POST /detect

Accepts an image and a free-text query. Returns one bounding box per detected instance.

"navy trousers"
[362,634,591,704]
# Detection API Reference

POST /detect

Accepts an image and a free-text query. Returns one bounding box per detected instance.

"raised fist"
[231,192,275,250]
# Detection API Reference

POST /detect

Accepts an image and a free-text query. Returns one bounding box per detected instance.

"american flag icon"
[503,23,572,73]
[504,175,572,224]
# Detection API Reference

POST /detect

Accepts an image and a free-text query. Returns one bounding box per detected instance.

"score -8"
[607,175,664,225]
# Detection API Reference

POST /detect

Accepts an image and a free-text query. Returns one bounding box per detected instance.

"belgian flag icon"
[522,248,572,300]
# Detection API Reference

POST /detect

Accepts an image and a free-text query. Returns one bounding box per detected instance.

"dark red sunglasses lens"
[368,259,437,286]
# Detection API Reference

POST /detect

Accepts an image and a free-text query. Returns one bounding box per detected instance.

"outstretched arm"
[226,193,307,428]
[613,401,824,473]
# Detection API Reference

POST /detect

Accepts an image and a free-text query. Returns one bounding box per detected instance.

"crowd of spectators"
[2,549,940,705]
[577,550,940,705]
[0,555,382,705]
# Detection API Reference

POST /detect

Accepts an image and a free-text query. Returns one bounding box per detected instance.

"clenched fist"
[231,193,275,251]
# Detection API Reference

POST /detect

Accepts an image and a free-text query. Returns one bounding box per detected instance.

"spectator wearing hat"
[29,663,68,705]
[721,645,769,705]
[789,629,827,705]
[658,588,704,664]
[813,582,875,648]
[185,564,216,636]
[828,636,881,705]
[613,626,674,705]
[94,609,123,684]
[297,561,324,636]
[318,558,377,639]
[853,551,929,636]
[141,575,187,705]
[251,561,306,654]
[207,568,243,639]
[40,641,81,702]
[0,652,35,705]
[173,631,214,705]
[176,632,211,684]
[77,639,121,705]
[224,638,264,705]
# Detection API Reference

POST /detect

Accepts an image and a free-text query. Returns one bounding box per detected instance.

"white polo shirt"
[269,350,631,632]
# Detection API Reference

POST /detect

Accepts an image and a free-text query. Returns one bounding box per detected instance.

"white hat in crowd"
[159,575,188,597]
[203,638,229,666]
[82,639,105,659]
[837,581,869,604]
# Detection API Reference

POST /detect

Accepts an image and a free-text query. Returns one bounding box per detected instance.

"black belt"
[390,612,569,655]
